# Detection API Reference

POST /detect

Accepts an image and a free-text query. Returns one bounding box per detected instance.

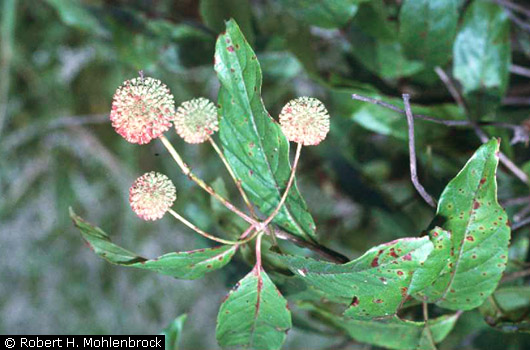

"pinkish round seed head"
[174,98,219,144]
[129,172,176,221]
[279,97,330,146]
[110,77,175,145]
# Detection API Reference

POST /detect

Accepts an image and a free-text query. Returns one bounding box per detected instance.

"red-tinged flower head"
[129,172,176,221]
[174,98,219,144]
[110,77,175,144]
[279,97,330,146]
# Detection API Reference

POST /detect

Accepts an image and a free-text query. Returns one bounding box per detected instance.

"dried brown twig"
[403,94,437,208]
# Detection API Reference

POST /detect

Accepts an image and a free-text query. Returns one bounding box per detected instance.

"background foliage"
[1,0,530,349]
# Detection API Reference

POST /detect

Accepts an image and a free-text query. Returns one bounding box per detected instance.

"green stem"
[262,142,302,227]
[208,136,257,218]
[168,208,259,245]
[160,135,257,225]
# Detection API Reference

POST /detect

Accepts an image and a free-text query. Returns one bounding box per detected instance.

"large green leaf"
[70,209,236,280]
[278,0,368,29]
[399,0,458,67]
[419,139,510,310]
[214,20,316,242]
[279,237,434,319]
[160,314,187,350]
[313,305,459,350]
[347,1,424,79]
[452,1,511,115]
[216,267,292,350]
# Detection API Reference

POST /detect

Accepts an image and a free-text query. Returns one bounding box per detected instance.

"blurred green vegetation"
[0,0,529,349]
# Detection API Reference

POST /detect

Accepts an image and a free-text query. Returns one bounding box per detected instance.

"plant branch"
[274,228,350,264]
[254,231,264,269]
[208,136,257,219]
[422,301,437,350]
[403,94,437,208]
[433,67,530,185]
[512,216,530,231]
[168,208,258,245]
[351,94,519,129]
[501,267,530,283]
[510,64,530,79]
[491,0,530,19]
[160,135,257,225]
[262,143,303,227]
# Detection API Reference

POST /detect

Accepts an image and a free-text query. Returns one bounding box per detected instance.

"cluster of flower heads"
[111,76,330,220]
[110,77,219,145]
[129,172,176,220]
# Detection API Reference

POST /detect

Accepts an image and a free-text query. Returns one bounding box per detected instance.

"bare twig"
[512,216,530,231]
[511,64,530,79]
[351,94,517,129]
[503,96,530,105]
[403,94,437,208]
[434,67,530,185]
[274,228,350,264]
[501,267,530,283]
[352,92,529,184]
[501,195,530,207]
[514,204,530,222]
[491,0,530,19]
[434,66,467,112]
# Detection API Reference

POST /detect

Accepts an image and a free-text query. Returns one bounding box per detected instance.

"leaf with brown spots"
[214,19,316,242]
[309,304,459,350]
[216,266,292,350]
[70,209,236,280]
[277,237,434,319]
[422,139,510,310]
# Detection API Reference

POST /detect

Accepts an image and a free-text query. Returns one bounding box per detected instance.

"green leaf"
[216,267,292,350]
[420,139,510,310]
[200,0,255,44]
[399,0,458,67]
[313,305,459,350]
[347,2,424,79]
[279,237,434,319]
[214,20,317,242]
[452,1,511,115]
[45,0,107,36]
[480,286,530,333]
[160,314,187,350]
[410,228,452,295]
[70,209,237,280]
[278,0,368,29]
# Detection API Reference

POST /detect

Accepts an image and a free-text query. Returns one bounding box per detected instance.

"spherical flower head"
[279,97,330,146]
[174,97,219,144]
[110,77,175,144]
[129,172,176,221]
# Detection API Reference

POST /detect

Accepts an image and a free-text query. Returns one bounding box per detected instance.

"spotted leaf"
[216,266,292,350]
[421,139,510,310]
[70,209,236,280]
[278,237,434,319]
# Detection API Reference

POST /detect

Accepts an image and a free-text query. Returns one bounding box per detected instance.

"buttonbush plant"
[69,19,520,350]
